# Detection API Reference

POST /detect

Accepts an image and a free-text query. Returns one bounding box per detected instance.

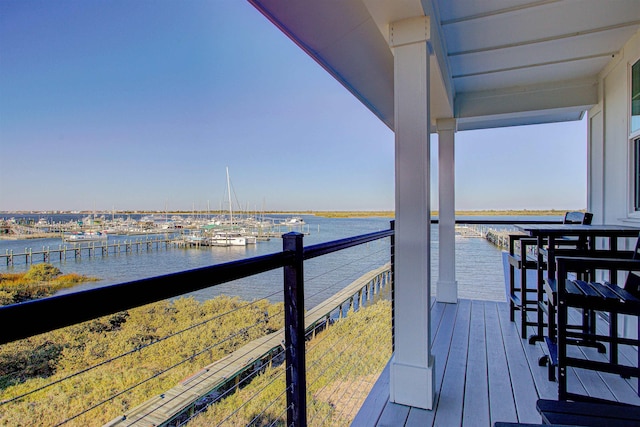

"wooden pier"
[1,238,180,266]
[485,229,511,249]
[455,224,523,251]
[105,264,391,427]
[455,225,485,238]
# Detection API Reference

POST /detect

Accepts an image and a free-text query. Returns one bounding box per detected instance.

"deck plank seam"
[486,301,519,425]
[462,300,490,427]
[496,301,542,424]
[432,299,471,427]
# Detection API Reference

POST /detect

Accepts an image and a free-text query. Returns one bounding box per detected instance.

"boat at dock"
[280,216,305,226]
[208,231,256,246]
[63,231,108,242]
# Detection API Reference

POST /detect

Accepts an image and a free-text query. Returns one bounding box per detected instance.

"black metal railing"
[0,216,568,425]
[0,224,394,426]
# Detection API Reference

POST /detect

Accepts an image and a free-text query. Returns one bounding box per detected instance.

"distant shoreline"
[1,209,575,219]
[309,209,572,218]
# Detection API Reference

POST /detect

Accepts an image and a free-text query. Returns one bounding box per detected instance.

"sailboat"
[206,167,256,246]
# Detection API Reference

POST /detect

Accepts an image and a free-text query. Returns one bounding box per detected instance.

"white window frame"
[629,57,640,217]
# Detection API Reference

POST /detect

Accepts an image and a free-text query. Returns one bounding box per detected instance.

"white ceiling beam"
[422,0,454,116]
[452,52,616,79]
[455,77,597,119]
[449,19,640,56]
[440,0,561,26]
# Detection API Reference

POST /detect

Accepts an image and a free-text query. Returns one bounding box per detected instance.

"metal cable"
[214,366,290,426]
[305,263,388,310]
[303,245,386,292]
[307,313,386,425]
[305,327,356,386]
[124,308,285,425]
[182,344,286,416]
[315,345,374,426]
[1,296,281,406]
[178,360,287,426]
[308,321,374,390]
[304,248,387,301]
[55,311,284,426]
[267,404,290,427]
[305,295,388,386]
[246,384,288,426]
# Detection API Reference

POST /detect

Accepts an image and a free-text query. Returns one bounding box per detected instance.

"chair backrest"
[624,234,640,297]
[563,211,593,225]
[633,234,640,260]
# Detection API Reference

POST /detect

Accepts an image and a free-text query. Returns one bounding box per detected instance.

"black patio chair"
[508,212,594,340]
[539,233,640,381]
[548,239,640,400]
[537,399,640,426]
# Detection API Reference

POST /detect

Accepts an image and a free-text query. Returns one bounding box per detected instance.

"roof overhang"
[248,0,640,132]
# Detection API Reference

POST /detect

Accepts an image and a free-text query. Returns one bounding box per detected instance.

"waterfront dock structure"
[1,238,178,266]
[105,265,391,427]
[484,229,520,250]
[0,215,310,240]
[455,224,519,251]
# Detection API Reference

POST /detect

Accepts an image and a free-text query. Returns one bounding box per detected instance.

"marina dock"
[455,224,520,250]
[1,238,179,266]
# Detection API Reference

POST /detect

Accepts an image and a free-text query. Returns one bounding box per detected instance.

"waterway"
[0,214,557,306]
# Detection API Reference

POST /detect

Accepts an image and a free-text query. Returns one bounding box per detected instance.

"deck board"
[420,302,458,426]
[432,299,470,427]
[357,299,640,426]
[462,300,490,427]
[486,301,519,425]
[376,401,410,427]
[498,302,541,423]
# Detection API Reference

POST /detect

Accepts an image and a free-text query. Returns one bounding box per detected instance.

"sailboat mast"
[226,166,233,224]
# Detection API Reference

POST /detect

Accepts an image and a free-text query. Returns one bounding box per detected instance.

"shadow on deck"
[353,299,640,426]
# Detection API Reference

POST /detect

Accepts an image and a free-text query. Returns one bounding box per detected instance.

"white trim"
[390,355,436,410]
[628,55,640,218]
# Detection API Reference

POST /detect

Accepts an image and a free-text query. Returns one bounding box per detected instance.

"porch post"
[436,118,458,303]
[389,16,435,410]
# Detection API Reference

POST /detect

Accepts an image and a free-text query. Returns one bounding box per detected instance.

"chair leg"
[509,264,516,322]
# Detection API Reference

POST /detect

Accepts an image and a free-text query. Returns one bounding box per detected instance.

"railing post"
[390,220,395,352]
[283,232,307,427]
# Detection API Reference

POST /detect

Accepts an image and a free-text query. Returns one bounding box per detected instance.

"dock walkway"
[105,264,391,427]
[0,238,179,266]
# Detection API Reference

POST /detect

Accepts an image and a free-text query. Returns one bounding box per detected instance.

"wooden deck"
[352,299,640,426]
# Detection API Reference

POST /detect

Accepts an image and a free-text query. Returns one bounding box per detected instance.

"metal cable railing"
[0,225,395,427]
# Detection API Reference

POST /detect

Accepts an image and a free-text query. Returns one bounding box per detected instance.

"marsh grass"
[0,296,284,426]
[0,264,99,305]
[187,299,392,427]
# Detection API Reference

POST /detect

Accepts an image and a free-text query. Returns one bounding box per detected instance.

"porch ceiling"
[248,0,640,131]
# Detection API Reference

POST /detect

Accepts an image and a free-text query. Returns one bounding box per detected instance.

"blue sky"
[0,0,587,212]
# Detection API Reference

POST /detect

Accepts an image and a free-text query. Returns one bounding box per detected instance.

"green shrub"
[23,264,62,282]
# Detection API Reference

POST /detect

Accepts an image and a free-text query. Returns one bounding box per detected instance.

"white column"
[436,118,458,303]
[389,16,435,410]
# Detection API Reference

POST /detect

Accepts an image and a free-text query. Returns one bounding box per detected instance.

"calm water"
[0,214,553,306]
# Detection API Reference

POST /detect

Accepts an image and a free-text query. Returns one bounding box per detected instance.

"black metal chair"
[563,211,593,224]
[508,212,593,340]
[554,211,593,251]
[537,399,640,426]
[551,243,640,401]
[538,232,639,381]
